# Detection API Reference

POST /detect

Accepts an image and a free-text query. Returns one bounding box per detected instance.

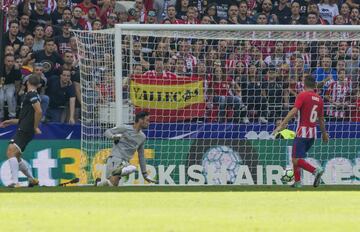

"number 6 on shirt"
[310,105,318,123]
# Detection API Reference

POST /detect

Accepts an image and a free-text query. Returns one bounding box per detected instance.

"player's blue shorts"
[292,137,315,158]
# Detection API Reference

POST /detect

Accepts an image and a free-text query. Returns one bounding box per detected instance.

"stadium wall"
[0,123,359,186]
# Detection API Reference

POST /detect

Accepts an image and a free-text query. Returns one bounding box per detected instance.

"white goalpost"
[73,25,360,186]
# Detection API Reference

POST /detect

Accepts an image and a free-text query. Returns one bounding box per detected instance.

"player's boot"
[28,178,39,187]
[313,167,324,188]
[94,178,101,187]
[290,182,302,188]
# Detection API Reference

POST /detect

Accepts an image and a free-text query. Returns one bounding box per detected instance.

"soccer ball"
[281,169,294,182]
[202,146,242,184]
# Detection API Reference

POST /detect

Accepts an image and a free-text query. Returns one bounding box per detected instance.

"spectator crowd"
[2,0,360,124]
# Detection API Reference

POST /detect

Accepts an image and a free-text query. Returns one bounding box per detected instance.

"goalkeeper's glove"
[142,172,158,184]
[112,134,122,144]
[112,134,123,140]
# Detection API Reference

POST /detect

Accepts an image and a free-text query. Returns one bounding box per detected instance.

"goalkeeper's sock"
[121,165,136,176]
[297,159,316,174]
[8,157,19,184]
[19,159,34,180]
[97,179,113,187]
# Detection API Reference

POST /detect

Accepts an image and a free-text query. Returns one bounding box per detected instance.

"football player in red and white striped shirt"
[274,76,329,188]
[325,69,352,119]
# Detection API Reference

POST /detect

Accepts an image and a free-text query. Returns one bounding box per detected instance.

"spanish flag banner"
[130,74,206,122]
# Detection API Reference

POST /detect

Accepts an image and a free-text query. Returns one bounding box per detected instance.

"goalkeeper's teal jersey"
[104,125,146,172]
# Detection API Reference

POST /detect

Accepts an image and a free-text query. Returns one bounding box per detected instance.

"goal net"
[72,25,360,185]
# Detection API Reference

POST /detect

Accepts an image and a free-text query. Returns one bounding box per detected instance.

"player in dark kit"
[0,74,43,187]
[274,75,329,188]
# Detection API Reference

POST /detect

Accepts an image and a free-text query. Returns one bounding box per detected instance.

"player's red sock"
[293,165,301,182]
[297,159,316,173]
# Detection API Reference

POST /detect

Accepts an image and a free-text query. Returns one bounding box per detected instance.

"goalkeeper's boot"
[111,163,126,176]
[28,178,39,187]
[290,182,302,188]
[94,178,101,187]
[313,167,324,188]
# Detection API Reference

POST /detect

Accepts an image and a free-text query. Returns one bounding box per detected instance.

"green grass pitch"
[0,186,359,231]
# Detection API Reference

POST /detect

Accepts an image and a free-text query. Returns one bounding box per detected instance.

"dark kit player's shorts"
[292,137,315,158]
[9,129,34,153]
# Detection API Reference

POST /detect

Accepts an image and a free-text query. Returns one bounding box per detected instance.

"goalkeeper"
[96,111,156,186]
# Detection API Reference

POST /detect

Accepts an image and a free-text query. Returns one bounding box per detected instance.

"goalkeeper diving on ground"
[95,111,157,186]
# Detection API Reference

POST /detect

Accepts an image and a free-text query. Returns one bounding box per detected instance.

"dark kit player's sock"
[8,157,19,184]
[297,159,316,173]
[19,159,34,180]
